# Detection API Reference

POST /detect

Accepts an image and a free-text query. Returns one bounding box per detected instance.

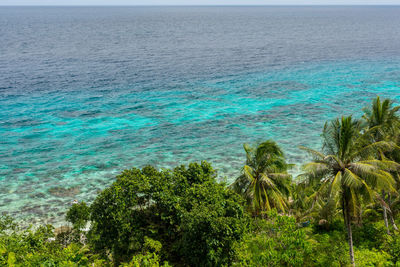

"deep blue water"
[1,6,400,224]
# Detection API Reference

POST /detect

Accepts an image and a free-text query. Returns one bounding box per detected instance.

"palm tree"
[288,181,313,221]
[301,116,397,266]
[362,96,400,233]
[231,140,291,216]
[362,96,400,139]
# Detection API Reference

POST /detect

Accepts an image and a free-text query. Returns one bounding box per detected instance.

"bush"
[66,201,90,230]
[306,230,350,267]
[384,234,400,265]
[352,221,387,250]
[233,211,311,266]
[121,253,171,267]
[0,215,103,266]
[354,248,392,267]
[89,161,248,266]
[177,181,247,266]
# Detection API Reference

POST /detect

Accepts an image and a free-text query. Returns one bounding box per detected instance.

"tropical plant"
[354,248,392,267]
[233,211,311,266]
[0,215,104,266]
[362,96,400,233]
[231,140,292,216]
[362,96,400,140]
[121,252,171,267]
[384,233,400,264]
[300,116,397,266]
[89,161,248,266]
[305,230,350,267]
[288,181,313,221]
[66,201,90,231]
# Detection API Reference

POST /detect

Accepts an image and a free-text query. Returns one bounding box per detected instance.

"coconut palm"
[362,96,400,233]
[231,140,291,216]
[301,116,397,266]
[288,181,312,221]
[362,96,400,139]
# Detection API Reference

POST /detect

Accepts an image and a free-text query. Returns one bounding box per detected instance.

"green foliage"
[362,95,400,140]
[0,215,16,233]
[143,237,162,253]
[121,252,171,267]
[0,215,103,266]
[384,234,400,264]
[233,211,311,266]
[177,182,247,266]
[66,202,90,230]
[89,161,248,266]
[362,96,400,235]
[232,140,292,215]
[301,114,398,265]
[354,248,392,267]
[306,229,350,266]
[352,221,387,249]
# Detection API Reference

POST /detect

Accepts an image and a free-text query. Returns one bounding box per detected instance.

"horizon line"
[1,4,400,7]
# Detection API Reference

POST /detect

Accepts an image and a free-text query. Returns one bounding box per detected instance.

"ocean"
[1,6,400,224]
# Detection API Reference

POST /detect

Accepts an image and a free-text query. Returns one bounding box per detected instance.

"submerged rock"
[21,205,45,216]
[48,186,80,198]
[29,192,47,199]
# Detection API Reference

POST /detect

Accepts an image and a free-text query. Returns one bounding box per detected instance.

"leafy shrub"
[352,221,387,249]
[89,161,248,266]
[0,215,108,266]
[306,230,350,267]
[121,253,171,267]
[66,201,90,230]
[233,211,311,266]
[384,234,400,265]
[177,181,247,266]
[0,215,103,266]
[354,248,392,267]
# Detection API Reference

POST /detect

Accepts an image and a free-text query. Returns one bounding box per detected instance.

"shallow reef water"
[1,6,400,224]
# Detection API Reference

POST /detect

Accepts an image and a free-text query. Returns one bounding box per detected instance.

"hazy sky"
[1,0,400,5]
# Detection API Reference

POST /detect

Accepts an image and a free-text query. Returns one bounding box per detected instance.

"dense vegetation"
[2,96,400,266]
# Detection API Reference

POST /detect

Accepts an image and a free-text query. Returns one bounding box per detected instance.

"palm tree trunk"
[388,193,399,231]
[343,194,355,267]
[382,191,391,234]
[389,212,399,231]
[383,205,390,234]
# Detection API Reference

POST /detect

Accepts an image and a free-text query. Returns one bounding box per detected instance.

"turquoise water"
[1,7,400,224]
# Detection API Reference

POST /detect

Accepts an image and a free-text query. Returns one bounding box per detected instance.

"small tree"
[66,202,90,230]
[88,162,248,266]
